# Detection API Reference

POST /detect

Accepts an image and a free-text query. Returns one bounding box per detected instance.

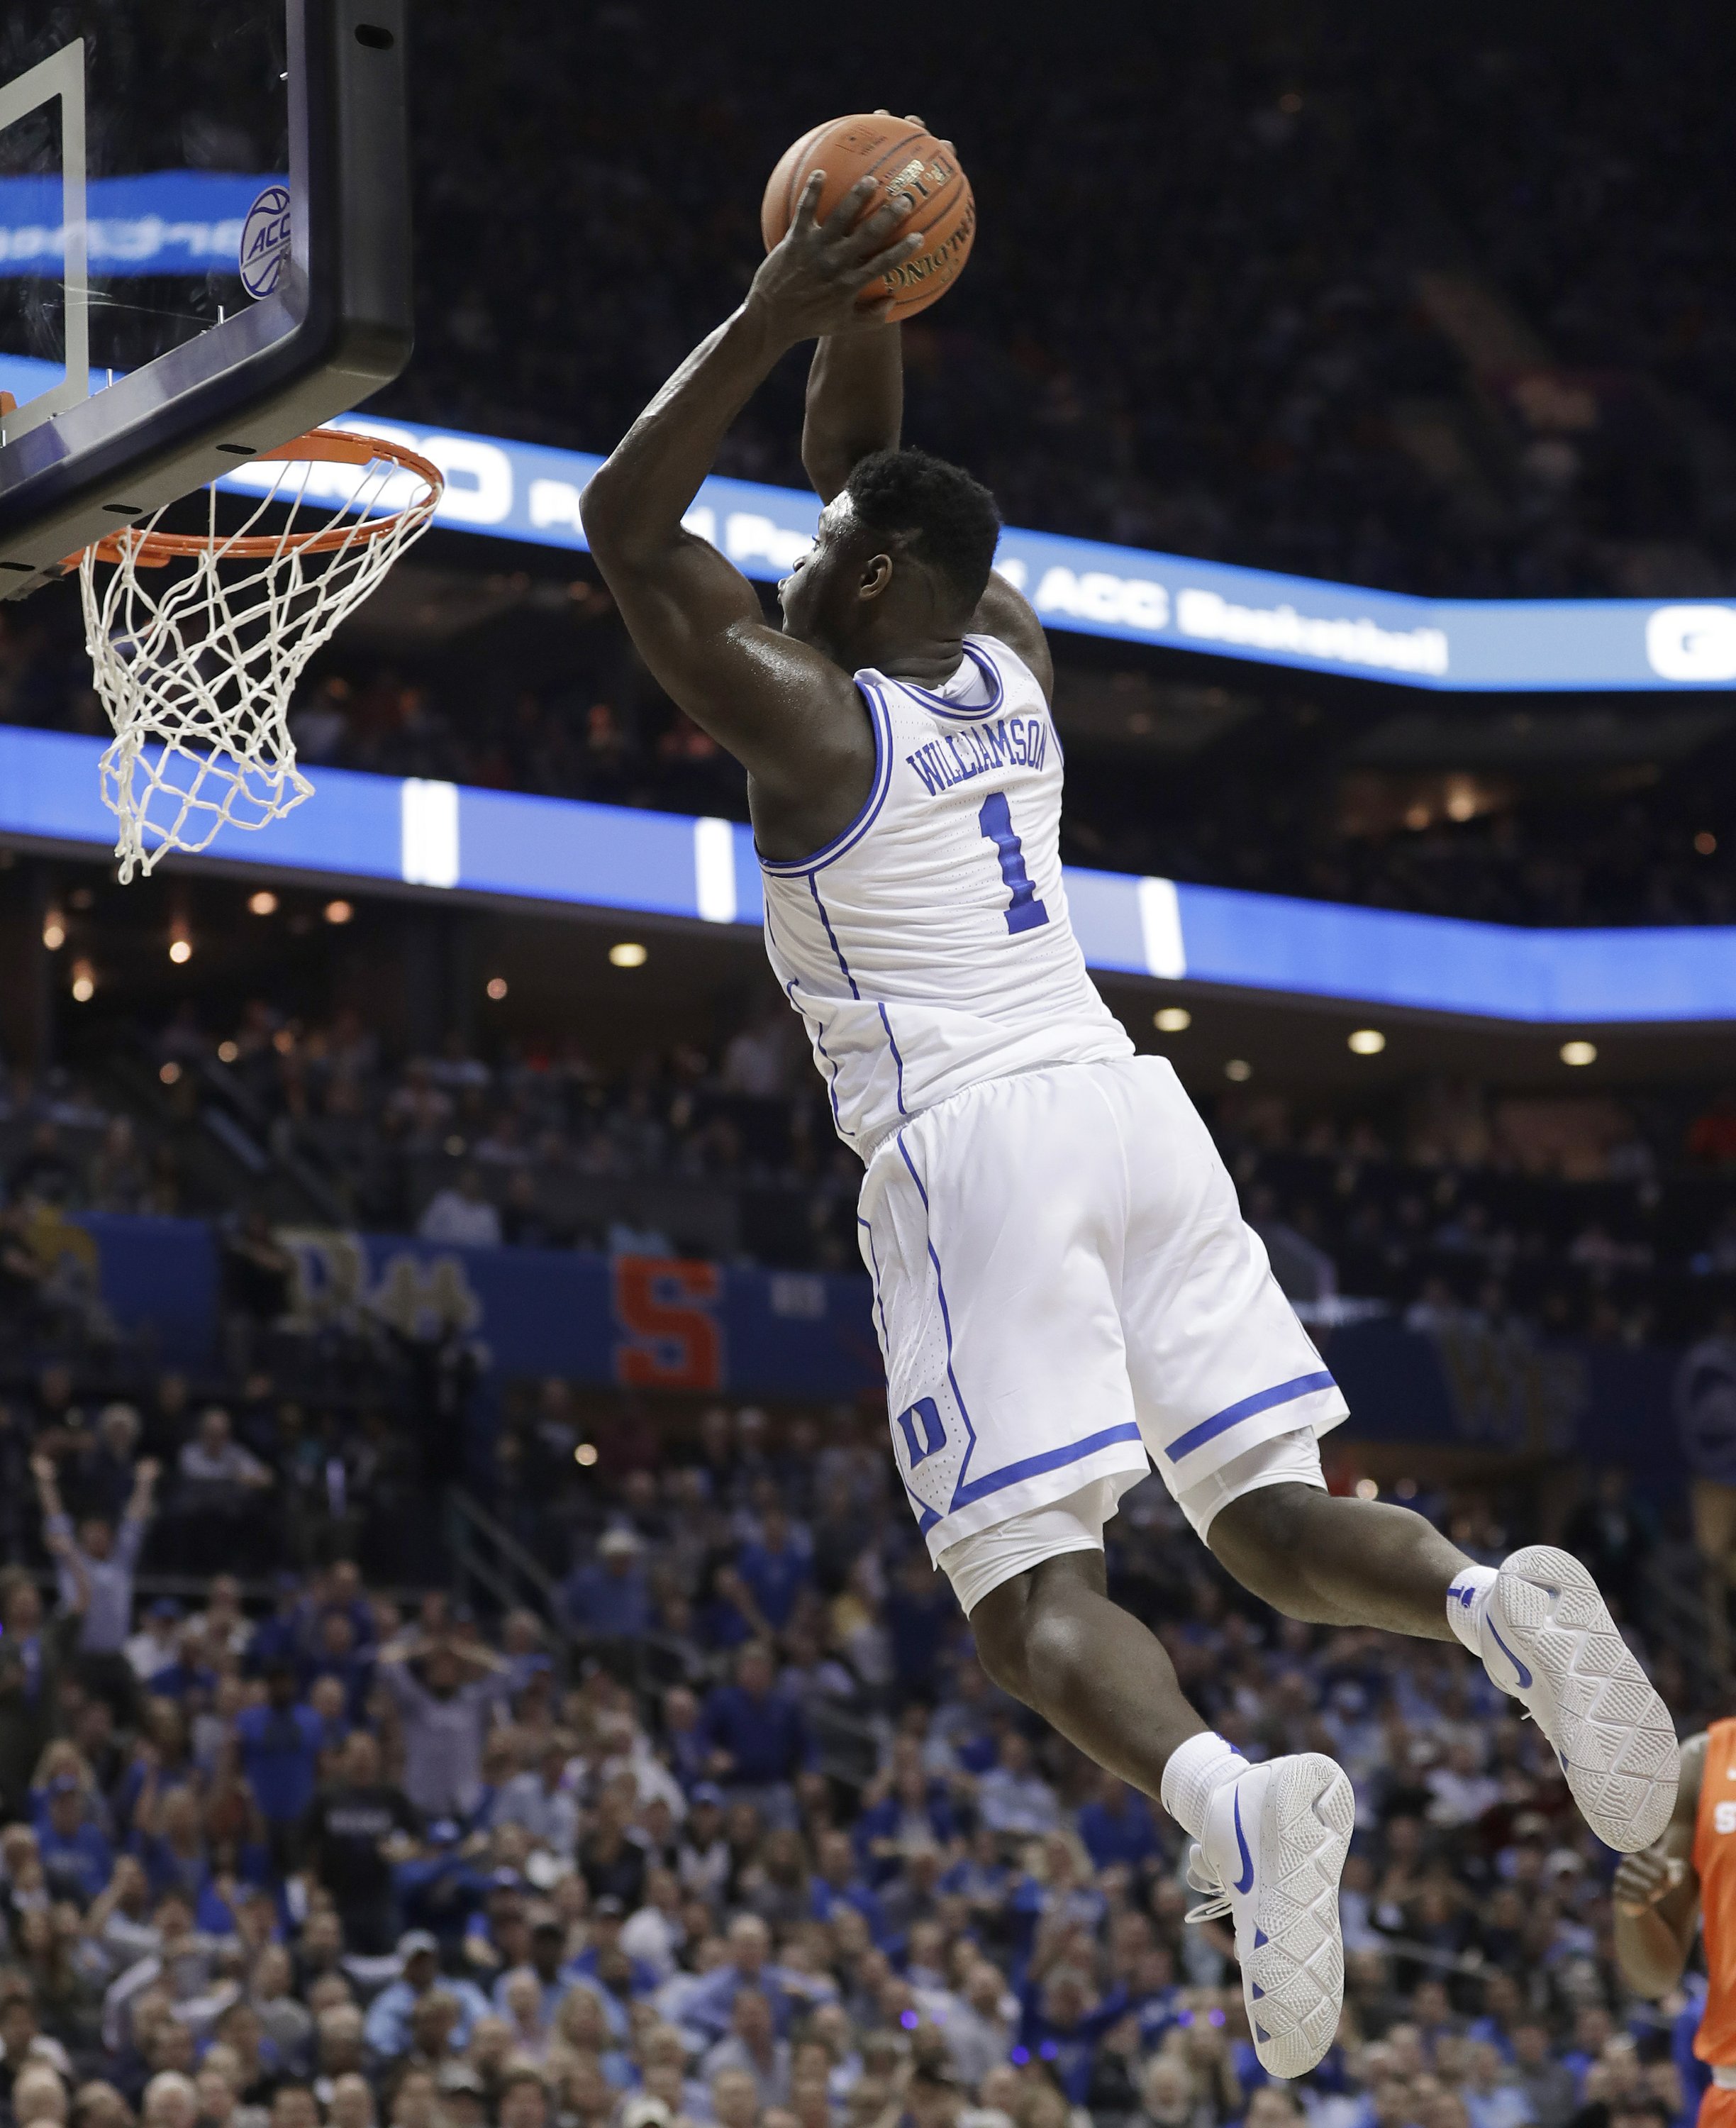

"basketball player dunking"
[582,166,1680,2076]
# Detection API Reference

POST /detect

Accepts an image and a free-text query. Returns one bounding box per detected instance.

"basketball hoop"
[75,427,445,882]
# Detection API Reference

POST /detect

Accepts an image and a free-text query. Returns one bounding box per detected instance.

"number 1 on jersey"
[978,790,1050,934]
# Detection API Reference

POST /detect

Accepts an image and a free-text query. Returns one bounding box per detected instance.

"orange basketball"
[760,113,975,322]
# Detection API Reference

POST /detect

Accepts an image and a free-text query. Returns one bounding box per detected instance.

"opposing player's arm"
[1612,1729,1705,1997]
[801,301,1055,706]
[581,176,923,796]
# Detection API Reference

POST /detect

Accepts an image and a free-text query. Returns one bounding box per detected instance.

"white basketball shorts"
[855,1054,1347,1569]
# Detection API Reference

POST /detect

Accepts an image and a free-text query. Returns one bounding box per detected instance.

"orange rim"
[72,428,444,569]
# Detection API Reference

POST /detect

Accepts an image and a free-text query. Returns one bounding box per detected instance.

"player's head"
[778,447,1001,663]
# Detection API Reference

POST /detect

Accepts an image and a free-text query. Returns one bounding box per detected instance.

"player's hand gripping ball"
[761,111,974,321]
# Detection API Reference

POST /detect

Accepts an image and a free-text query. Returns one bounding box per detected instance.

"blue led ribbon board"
[3,724,1732,1023]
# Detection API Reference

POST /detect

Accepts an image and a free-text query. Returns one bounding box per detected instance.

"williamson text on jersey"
[905,714,1049,797]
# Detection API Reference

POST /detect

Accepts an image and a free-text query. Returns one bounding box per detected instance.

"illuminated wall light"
[1696,831,1718,856]
[69,960,95,1003]
[609,941,647,968]
[217,1041,240,1064]
[41,911,65,951]
[159,1061,182,1086]
[573,1442,599,1467]
[1354,1476,1379,1500]
[1154,1007,1192,1032]
[248,890,279,915]
[1347,1028,1386,1055]
[1224,1058,1252,1082]
[168,938,192,965]
[323,899,354,925]
[486,976,508,1001]
[1560,1039,1598,1068]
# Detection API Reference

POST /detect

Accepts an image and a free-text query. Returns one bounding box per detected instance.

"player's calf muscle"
[1209,1483,1467,1637]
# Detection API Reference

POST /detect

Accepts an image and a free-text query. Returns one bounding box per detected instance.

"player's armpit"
[973,570,1054,705]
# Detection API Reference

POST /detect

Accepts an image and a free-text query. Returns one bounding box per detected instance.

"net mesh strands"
[77,429,443,881]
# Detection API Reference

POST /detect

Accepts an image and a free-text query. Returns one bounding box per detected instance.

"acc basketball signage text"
[0,337,1727,690]
[310,416,1736,692]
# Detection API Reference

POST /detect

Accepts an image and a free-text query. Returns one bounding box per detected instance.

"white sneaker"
[1185,1751,1354,2080]
[1479,1544,1679,1852]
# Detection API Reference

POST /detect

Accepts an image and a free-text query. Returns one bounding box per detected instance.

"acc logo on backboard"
[239,184,292,299]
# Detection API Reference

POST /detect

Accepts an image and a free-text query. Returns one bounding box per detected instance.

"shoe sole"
[1241,1752,1355,2080]
[1493,1544,1679,1852]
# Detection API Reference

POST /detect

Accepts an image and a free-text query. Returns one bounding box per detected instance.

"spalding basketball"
[760,113,975,322]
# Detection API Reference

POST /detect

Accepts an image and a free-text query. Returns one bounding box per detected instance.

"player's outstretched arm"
[580,175,923,792]
[801,324,903,504]
[799,302,1055,706]
[1613,1729,1704,1997]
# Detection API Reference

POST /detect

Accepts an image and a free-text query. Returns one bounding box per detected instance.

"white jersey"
[761,633,1133,1158]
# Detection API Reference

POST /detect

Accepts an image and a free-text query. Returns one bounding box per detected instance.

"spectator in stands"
[300,1729,419,1954]
[219,1212,296,1369]
[699,1645,810,1825]
[377,1632,513,1822]
[417,1171,502,1250]
[36,1774,112,1904]
[233,1664,324,1876]
[561,1529,652,1643]
[31,1451,158,1709]
[735,1507,811,1638]
[175,1410,272,1573]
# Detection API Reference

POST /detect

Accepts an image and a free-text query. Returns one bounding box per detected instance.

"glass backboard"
[0,3,292,444]
[0,0,413,597]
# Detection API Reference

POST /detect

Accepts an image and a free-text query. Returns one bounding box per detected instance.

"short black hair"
[843,448,1001,608]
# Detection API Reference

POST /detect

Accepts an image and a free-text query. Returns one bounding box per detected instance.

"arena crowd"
[0,1369,1708,2128]
[5,999,1735,1348]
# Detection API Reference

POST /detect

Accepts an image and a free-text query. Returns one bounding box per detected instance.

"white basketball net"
[78,431,443,882]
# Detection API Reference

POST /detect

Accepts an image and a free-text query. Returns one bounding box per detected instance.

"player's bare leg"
[1209,1482,1679,1853]
[972,1553,1354,2080]
[970,1551,1208,1782]
[1208,1481,1468,1638]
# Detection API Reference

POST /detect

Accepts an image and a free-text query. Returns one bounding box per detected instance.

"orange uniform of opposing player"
[1616,1724,1734,2124]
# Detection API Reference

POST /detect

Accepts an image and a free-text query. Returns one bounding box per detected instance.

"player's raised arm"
[800,314,1054,705]
[801,325,903,504]
[579,174,923,794]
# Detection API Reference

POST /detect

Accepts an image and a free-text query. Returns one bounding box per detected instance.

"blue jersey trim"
[1164,1370,1338,1463]
[808,876,859,998]
[877,1003,908,1114]
[948,1422,1147,1512]
[897,639,1006,721]
[901,1475,941,1536]
[894,1131,981,1500]
[758,682,893,877]
[855,1214,890,1346]
[896,1130,930,1209]
[784,973,851,1143]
